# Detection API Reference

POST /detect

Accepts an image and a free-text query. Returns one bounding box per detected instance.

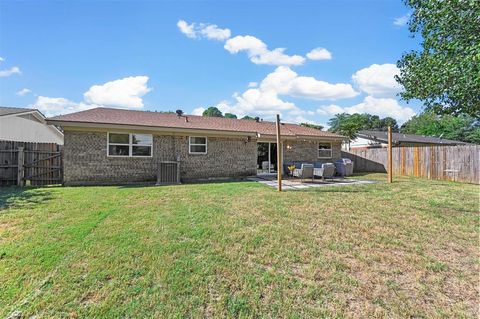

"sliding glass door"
[257,142,277,174]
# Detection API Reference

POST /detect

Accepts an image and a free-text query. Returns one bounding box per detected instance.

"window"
[189,136,207,154]
[108,133,152,157]
[318,142,332,158]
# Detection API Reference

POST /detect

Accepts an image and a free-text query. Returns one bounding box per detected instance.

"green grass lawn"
[0,174,478,318]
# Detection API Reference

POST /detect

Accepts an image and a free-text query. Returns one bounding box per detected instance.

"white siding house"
[343,130,467,150]
[0,107,63,144]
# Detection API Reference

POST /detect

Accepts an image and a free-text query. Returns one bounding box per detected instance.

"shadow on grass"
[0,187,56,211]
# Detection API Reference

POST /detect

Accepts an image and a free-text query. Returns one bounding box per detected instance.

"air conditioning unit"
[156,161,180,185]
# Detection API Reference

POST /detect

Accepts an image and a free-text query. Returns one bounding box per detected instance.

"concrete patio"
[248,175,375,190]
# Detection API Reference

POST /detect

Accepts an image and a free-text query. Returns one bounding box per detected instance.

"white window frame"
[318,142,332,159]
[189,136,208,154]
[107,132,153,158]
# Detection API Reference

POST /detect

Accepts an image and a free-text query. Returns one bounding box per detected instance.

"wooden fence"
[0,140,63,186]
[342,145,479,184]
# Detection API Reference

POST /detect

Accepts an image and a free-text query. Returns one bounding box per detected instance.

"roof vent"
[255,117,260,122]
[185,116,189,123]
[176,109,184,117]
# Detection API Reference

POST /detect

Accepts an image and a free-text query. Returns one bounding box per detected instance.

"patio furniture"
[314,163,336,180]
[293,163,314,182]
[335,158,354,177]
[261,161,270,171]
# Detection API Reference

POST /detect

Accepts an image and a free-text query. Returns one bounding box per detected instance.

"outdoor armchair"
[293,163,314,182]
[314,163,336,180]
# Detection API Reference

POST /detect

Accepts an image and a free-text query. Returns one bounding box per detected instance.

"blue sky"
[0,0,421,126]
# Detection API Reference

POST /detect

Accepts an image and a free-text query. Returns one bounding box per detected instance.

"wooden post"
[17,147,24,186]
[276,114,282,192]
[387,126,393,183]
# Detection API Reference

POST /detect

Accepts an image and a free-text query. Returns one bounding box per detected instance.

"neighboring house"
[0,106,64,144]
[344,130,468,150]
[47,107,345,185]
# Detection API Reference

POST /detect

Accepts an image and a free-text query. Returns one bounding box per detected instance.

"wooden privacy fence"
[0,140,63,186]
[342,145,480,184]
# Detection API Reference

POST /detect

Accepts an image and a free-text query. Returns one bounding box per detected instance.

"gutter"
[46,119,258,137]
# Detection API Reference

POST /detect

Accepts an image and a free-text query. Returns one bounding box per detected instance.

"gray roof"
[358,130,468,146]
[0,106,37,116]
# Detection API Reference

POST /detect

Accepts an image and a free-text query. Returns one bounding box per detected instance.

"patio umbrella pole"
[276,114,282,192]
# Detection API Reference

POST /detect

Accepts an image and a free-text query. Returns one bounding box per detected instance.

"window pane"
[190,137,206,145]
[132,134,152,145]
[109,133,129,144]
[190,145,207,153]
[132,146,151,156]
[318,143,331,150]
[109,145,130,156]
[318,149,332,158]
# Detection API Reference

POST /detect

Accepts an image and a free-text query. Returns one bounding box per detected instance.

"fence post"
[17,147,24,186]
[276,114,282,192]
[387,126,393,183]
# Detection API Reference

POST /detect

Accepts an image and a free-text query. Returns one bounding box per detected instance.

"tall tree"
[202,107,223,117]
[380,117,399,132]
[396,0,480,117]
[328,113,401,147]
[224,113,237,119]
[401,111,480,144]
[300,123,324,130]
[328,113,368,147]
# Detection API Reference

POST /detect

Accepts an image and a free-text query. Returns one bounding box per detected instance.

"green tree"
[379,117,399,132]
[396,0,480,117]
[242,115,256,120]
[401,111,480,144]
[328,113,401,147]
[224,113,237,119]
[300,123,324,130]
[202,107,223,117]
[328,113,367,147]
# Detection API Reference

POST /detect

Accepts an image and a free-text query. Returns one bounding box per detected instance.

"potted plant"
[287,165,296,177]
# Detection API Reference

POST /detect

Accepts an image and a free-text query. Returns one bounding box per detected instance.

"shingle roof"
[358,130,467,145]
[0,106,36,116]
[47,107,344,139]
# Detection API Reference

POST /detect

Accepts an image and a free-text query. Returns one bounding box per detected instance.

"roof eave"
[46,120,258,137]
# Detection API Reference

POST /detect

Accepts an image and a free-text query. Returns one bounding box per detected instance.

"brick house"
[47,108,345,185]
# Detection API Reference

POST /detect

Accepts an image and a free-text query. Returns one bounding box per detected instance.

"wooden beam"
[276,114,282,192]
[387,126,393,183]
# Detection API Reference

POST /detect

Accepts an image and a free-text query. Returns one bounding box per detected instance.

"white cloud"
[224,35,305,66]
[33,96,97,117]
[352,63,401,97]
[177,20,231,41]
[199,24,231,41]
[83,76,151,108]
[306,47,332,60]
[316,104,346,116]
[0,57,4,62]
[192,107,205,115]
[178,20,305,66]
[33,75,152,116]
[317,96,416,123]
[0,66,21,77]
[261,66,358,100]
[394,13,410,26]
[214,66,357,120]
[177,20,196,38]
[247,82,258,88]
[16,88,31,96]
[217,88,299,120]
